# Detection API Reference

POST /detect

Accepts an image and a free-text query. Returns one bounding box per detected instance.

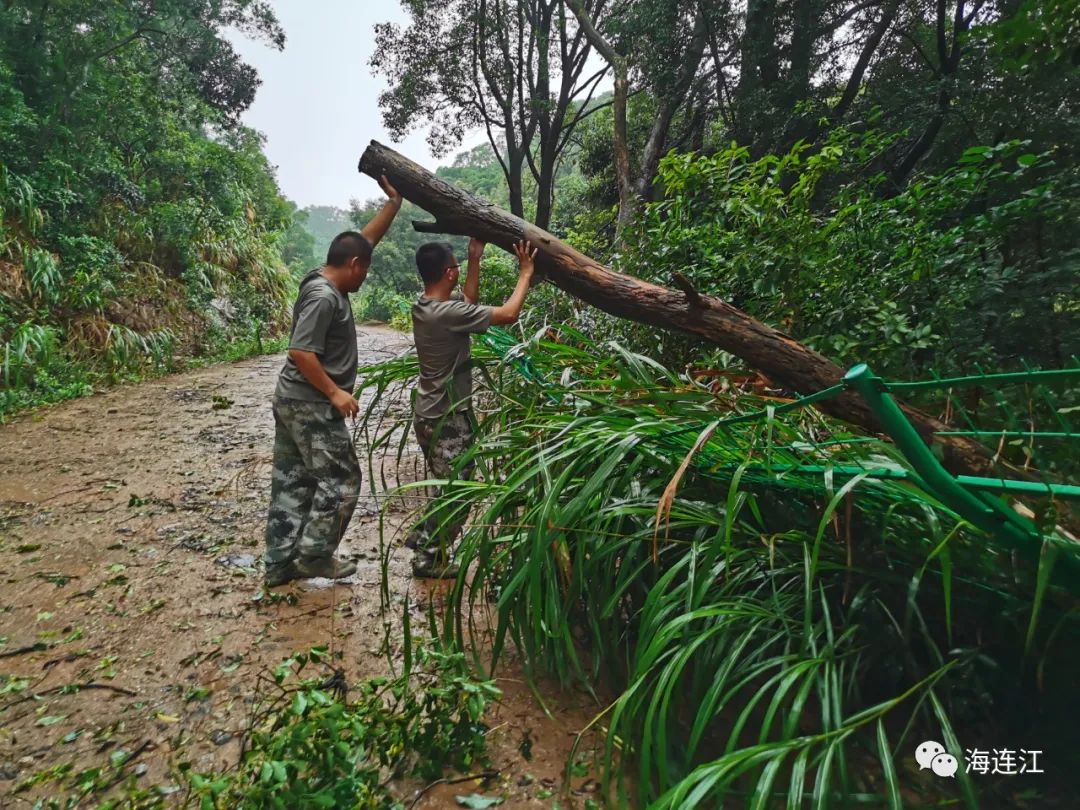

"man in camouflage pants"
[263,176,402,587]
[404,410,476,571]
[406,238,537,577]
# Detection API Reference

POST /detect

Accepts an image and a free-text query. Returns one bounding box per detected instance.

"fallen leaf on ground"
[454,795,504,809]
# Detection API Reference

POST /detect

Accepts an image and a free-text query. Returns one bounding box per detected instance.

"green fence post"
[843,363,1042,559]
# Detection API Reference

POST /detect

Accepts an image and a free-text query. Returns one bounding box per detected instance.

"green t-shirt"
[412,292,493,419]
[274,269,357,402]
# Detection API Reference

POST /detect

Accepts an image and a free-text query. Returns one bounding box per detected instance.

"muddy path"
[0,326,609,808]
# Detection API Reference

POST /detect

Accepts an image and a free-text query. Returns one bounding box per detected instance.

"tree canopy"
[363,0,1077,378]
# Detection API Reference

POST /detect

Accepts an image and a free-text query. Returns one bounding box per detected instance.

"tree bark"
[358,139,998,478]
[505,144,526,220]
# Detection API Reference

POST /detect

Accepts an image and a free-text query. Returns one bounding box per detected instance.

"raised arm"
[490,241,536,326]
[360,174,403,248]
[463,238,484,304]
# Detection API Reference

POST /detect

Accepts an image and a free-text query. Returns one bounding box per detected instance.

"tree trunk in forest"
[634,9,709,205]
[609,69,635,238]
[735,0,775,149]
[502,141,526,220]
[358,139,998,478]
[889,0,970,187]
[566,0,634,241]
[532,97,559,232]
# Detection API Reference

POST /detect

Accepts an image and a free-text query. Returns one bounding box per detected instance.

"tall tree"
[371,0,611,229]
[569,0,709,238]
[2,0,283,123]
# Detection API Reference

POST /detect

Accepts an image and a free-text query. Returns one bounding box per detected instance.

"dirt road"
[0,326,606,808]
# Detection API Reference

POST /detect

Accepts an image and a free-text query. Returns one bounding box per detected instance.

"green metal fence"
[479,328,1080,583]
[844,363,1078,575]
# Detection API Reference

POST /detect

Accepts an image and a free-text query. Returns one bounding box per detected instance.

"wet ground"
[0,326,610,808]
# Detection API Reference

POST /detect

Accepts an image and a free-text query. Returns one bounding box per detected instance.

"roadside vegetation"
[0,2,311,417]
[357,327,1079,808]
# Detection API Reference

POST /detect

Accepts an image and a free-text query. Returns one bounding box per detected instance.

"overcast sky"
[227,0,466,210]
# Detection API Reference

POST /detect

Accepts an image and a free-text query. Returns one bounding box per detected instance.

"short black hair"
[326,231,373,267]
[415,241,456,284]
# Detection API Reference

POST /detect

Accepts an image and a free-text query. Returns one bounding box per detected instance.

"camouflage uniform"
[264,398,361,568]
[405,410,475,555]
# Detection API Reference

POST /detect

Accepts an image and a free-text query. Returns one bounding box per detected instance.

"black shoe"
[295,556,357,580]
[264,560,299,587]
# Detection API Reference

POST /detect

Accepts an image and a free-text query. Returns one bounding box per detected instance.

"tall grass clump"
[357,326,1080,808]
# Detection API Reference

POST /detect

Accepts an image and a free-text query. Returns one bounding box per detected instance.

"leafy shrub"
[185,645,498,809]
[1,321,59,387]
[353,285,413,326]
[626,130,1079,378]
[54,235,123,311]
[357,328,1080,807]
[21,246,61,303]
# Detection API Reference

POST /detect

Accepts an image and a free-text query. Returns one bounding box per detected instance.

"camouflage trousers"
[264,397,361,566]
[405,410,475,553]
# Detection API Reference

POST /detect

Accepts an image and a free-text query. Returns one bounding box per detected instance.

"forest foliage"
[369,0,1078,378]
[0,1,311,415]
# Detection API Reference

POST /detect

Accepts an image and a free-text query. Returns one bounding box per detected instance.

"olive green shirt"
[274,268,357,402]
[412,292,493,419]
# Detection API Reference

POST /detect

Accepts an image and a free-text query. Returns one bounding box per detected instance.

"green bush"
[357,329,1080,807]
[476,250,580,333]
[353,285,413,326]
[186,645,498,810]
[625,130,1079,379]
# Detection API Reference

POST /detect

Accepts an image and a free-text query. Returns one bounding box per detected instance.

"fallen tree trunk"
[359,139,997,477]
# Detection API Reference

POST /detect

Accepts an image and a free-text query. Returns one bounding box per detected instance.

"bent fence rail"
[479,328,1080,585]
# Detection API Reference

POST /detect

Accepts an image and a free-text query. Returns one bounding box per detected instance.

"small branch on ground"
[0,681,138,713]
[97,739,154,793]
[0,642,49,659]
[407,770,500,809]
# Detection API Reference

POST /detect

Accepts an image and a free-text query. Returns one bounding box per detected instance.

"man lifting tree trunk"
[262,176,402,588]
[406,238,537,577]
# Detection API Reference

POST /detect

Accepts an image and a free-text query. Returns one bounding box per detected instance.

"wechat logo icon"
[916,740,959,777]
